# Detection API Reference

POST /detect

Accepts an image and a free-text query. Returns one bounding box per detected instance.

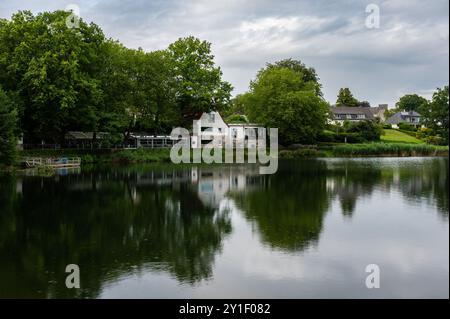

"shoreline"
[1,143,446,170]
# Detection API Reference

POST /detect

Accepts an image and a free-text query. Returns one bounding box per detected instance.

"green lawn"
[381,129,423,144]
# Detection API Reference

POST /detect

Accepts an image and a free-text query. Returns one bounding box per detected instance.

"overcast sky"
[1,0,448,106]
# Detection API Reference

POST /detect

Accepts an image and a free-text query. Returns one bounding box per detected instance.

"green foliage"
[0,87,18,166]
[420,86,449,145]
[0,10,106,143]
[265,58,323,96]
[0,11,233,145]
[344,120,383,141]
[320,120,383,144]
[225,114,248,124]
[318,130,365,143]
[336,88,359,107]
[167,36,233,126]
[225,93,250,117]
[396,94,428,112]
[332,143,448,156]
[245,65,329,145]
[398,122,417,131]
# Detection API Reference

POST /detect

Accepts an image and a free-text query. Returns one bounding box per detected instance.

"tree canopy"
[0,11,232,145]
[167,36,233,126]
[396,94,428,112]
[421,86,449,144]
[245,64,329,145]
[336,88,360,107]
[0,87,18,166]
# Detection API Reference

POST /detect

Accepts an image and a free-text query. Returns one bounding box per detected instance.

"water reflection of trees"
[231,158,448,252]
[232,160,331,252]
[0,170,231,298]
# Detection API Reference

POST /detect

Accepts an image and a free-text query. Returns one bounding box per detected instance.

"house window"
[351,114,357,119]
[357,114,365,119]
[208,113,215,123]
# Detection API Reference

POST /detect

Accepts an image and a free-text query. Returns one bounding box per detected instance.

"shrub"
[345,120,383,141]
[398,122,417,131]
[382,123,392,129]
[425,136,446,146]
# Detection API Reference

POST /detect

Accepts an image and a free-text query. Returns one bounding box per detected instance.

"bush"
[344,120,383,141]
[382,123,392,129]
[398,122,417,131]
[425,135,446,146]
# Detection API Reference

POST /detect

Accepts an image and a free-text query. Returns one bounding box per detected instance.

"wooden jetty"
[21,157,81,168]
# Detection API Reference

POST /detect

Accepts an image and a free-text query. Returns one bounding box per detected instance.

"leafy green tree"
[421,86,449,144]
[0,10,106,143]
[246,66,329,145]
[99,43,178,138]
[167,36,232,126]
[336,88,359,107]
[0,87,18,166]
[265,59,323,96]
[396,94,429,112]
[225,93,250,117]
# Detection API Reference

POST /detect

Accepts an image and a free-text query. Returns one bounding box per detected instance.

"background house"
[386,111,422,128]
[329,106,375,124]
[329,104,389,124]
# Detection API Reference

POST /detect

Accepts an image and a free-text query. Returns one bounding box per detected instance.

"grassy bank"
[329,143,448,157]
[16,143,450,167]
[381,129,423,144]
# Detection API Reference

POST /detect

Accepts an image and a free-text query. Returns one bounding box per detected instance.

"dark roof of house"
[330,106,375,119]
[386,111,421,124]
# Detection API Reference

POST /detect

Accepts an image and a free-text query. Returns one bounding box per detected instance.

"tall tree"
[336,88,359,107]
[0,10,106,143]
[0,87,18,166]
[246,66,329,145]
[421,86,449,144]
[396,94,428,112]
[167,36,232,126]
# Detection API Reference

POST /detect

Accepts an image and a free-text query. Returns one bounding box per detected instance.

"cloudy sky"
[1,0,448,106]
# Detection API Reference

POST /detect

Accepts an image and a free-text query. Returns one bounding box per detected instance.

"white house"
[191,112,265,149]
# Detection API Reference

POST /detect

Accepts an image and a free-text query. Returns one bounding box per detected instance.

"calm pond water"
[0,157,448,298]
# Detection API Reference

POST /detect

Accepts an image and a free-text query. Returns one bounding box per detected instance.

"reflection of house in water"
[191,166,265,208]
[64,166,265,208]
